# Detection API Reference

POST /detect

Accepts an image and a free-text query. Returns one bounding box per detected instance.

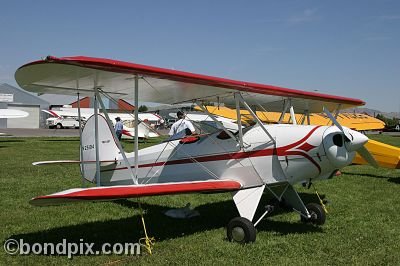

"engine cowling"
[322,126,368,168]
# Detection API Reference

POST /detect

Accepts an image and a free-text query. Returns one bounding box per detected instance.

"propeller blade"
[357,146,379,168]
[323,107,352,141]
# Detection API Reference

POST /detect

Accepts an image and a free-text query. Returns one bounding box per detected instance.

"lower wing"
[30,179,242,206]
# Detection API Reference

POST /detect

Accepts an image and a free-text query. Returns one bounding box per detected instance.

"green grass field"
[1,135,399,265]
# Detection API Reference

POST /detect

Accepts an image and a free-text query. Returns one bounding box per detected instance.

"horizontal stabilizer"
[32,160,116,166]
[30,179,242,206]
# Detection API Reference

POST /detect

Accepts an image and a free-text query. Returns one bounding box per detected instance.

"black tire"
[56,123,63,129]
[227,217,256,244]
[301,203,326,225]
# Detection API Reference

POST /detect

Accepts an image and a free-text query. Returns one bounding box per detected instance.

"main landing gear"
[227,202,326,244]
[227,217,257,244]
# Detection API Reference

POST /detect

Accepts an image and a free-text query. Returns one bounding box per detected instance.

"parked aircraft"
[168,112,240,132]
[43,108,160,138]
[15,56,381,244]
[194,105,385,131]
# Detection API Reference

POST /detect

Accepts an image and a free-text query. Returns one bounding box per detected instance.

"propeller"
[357,146,379,168]
[323,107,352,141]
[323,107,378,168]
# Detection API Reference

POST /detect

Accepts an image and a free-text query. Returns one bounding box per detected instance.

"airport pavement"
[0,128,171,137]
[0,128,80,137]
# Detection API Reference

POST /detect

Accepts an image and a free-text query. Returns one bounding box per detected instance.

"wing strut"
[94,86,101,187]
[331,104,341,126]
[289,106,297,125]
[234,93,244,149]
[76,90,86,188]
[134,75,140,182]
[278,99,291,124]
[236,93,275,144]
[196,102,238,142]
[96,90,138,185]
[300,109,310,125]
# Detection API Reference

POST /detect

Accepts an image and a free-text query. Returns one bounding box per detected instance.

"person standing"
[115,117,123,141]
[168,111,195,139]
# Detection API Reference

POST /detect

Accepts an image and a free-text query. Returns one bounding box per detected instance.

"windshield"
[193,120,255,135]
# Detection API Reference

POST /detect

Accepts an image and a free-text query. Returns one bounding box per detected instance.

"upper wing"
[15,55,365,113]
[30,179,242,206]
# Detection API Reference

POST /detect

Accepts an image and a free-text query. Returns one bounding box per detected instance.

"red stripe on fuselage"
[283,151,322,173]
[275,126,321,154]
[101,126,322,173]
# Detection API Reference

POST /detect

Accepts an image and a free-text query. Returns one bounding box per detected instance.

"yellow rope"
[312,184,329,214]
[138,201,155,255]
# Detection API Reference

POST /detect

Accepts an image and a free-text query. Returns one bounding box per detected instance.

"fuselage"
[91,124,359,188]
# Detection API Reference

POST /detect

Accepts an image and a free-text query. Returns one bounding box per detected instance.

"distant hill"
[342,107,400,119]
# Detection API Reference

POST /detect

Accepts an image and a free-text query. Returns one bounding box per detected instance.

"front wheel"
[227,217,256,244]
[56,123,63,129]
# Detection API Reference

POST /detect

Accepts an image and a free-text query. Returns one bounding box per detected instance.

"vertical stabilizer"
[81,114,119,182]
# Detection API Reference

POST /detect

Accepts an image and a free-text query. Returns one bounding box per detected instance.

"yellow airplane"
[195,106,399,169]
[195,106,385,130]
[353,139,400,169]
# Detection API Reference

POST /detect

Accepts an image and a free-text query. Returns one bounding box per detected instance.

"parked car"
[46,116,84,129]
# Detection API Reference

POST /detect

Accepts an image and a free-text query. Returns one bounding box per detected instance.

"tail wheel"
[301,203,326,225]
[227,217,256,244]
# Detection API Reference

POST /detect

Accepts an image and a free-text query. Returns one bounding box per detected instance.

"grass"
[1,135,399,265]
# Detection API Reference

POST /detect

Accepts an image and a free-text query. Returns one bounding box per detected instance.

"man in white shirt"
[168,111,195,139]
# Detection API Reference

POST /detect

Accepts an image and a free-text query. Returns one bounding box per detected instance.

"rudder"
[81,114,119,182]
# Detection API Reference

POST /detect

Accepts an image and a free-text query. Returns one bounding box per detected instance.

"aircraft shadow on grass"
[342,171,400,185]
[0,139,25,148]
[0,139,25,143]
[8,193,323,250]
[40,139,80,142]
[388,177,400,184]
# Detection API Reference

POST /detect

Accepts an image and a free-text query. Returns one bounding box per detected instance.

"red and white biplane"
[15,56,378,243]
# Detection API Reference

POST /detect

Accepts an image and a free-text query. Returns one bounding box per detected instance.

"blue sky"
[1,0,399,112]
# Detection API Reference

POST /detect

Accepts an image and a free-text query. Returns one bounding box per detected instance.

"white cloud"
[377,15,400,21]
[364,36,391,41]
[253,46,285,56]
[287,8,320,24]
[259,8,320,25]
